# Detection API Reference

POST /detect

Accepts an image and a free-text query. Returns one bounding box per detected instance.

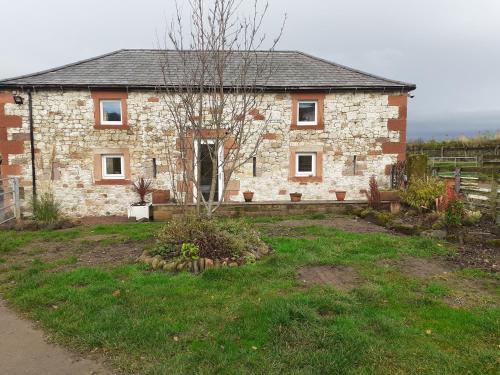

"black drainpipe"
[27,90,36,197]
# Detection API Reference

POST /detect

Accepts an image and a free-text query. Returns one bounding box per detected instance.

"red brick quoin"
[383,95,407,175]
[0,92,23,177]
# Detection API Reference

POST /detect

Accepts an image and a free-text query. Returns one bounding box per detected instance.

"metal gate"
[0,177,20,224]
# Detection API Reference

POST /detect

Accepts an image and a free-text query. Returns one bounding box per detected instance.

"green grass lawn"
[0,221,498,374]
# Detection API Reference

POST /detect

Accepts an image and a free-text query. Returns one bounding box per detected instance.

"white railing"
[429,156,478,167]
[0,177,20,224]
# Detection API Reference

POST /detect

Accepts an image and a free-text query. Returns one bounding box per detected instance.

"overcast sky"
[1,0,499,139]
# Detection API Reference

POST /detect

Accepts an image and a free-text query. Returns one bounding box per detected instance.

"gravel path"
[0,298,111,375]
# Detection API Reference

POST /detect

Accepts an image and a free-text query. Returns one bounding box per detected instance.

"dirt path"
[0,298,111,375]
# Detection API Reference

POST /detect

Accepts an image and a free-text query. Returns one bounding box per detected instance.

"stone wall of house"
[1,89,406,217]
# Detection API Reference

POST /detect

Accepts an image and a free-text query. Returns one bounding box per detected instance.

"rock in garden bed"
[138,245,270,273]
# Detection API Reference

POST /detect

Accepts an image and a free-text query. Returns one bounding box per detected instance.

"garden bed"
[138,216,271,273]
[353,206,499,273]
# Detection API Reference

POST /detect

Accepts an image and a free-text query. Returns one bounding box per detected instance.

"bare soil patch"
[297,265,361,291]
[77,216,130,225]
[69,241,148,268]
[451,228,499,272]
[2,236,150,271]
[261,217,389,236]
[378,256,498,308]
[378,257,458,279]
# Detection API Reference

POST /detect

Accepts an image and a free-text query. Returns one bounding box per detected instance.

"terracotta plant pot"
[243,191,254,202]
[335,191,346,201]
[379,190,400,202]
[152,189,171,204]
[290,193,302,202]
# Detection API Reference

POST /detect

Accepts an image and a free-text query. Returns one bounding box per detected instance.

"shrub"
[445,199,465,227]
[367,176,381,208]
[31,192,60,223]
[400,178,445,210]
[153,216,268,261]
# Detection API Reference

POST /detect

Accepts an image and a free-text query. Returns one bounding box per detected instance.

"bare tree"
[158,0,285,217]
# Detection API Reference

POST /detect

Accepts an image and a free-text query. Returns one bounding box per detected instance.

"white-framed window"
[297,101,318,125]
[295,152,316,176]
[100,99,123,125]
[101,154,125,179]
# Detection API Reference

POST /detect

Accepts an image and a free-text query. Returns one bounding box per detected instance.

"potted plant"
[128,177,154,221]
[289,192,302,202]
[243,190,254,202]
[335,190,346,201]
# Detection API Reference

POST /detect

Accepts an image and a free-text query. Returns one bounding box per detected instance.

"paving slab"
[0,298,111,375]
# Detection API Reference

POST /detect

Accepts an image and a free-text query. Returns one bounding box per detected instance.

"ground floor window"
[295,152,316,176]
[102,155,125,179]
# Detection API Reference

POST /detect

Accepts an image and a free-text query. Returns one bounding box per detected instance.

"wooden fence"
[408,144,500,158]
[430,166,499,223]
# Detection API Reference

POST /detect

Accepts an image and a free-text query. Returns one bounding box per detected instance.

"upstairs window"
[296,152,316,176]
[298,101,318,125]
[91,91,128,129]
[100,100,123,125]
[102,154,125,179]
[291,93,324,130]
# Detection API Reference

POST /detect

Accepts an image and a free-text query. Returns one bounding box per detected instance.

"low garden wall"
[152,200,375,220]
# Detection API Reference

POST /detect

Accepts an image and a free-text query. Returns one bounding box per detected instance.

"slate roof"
[0,49,415,91]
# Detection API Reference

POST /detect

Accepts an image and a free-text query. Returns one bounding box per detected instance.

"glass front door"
[199,142,219,201]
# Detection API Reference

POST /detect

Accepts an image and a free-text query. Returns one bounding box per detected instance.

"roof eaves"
[0,82,416,92]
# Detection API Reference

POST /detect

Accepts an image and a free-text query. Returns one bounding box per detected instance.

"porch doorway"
[196,140,224,202]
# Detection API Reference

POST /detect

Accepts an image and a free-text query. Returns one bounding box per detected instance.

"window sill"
[289,176,323,183]
[290,123,324,130]
[95,179,131,185]
[94,124,129,130]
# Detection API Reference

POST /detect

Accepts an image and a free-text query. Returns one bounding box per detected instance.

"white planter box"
[128,203,152,221]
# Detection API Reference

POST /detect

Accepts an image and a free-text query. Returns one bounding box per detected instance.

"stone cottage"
[0,50,415,217]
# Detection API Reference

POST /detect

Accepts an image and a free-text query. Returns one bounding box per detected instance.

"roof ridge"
[121,49,302,53]
[296,51,414,87]
[0,49,126,83]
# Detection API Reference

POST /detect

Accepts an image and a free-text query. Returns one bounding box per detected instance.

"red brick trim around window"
[91,91,128,129]
[95,179,131,186]
[288,149,323,183]
[382,95,408,162]
[290,93,325,130]
[93,148,131,185]
[0,92,23,178]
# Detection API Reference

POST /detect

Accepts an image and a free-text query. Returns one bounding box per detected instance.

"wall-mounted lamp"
[13,95,24,105]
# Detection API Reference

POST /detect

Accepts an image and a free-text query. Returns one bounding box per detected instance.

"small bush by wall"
[400,178,445,211]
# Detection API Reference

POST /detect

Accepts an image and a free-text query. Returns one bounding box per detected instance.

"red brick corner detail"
[382,95,408,161]
[0,92,24,177]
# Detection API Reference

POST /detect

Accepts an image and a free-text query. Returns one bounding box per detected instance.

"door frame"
[193,139,224,202]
